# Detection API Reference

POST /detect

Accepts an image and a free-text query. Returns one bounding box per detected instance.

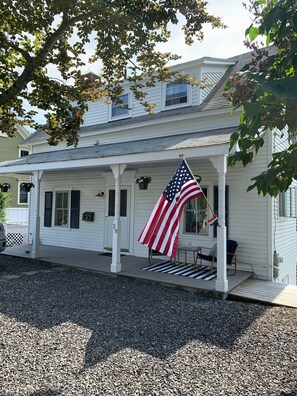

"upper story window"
[279,188,296,218]
[20,149,29,157]
[163,82,192,110]
[109,93,131,121]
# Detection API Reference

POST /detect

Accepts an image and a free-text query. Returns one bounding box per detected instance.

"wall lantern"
[95,191,104,197]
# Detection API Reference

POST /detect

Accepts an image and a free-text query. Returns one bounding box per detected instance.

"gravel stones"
[0,255,296,395]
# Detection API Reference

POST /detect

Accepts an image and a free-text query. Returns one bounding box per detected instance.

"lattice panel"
[5,224,29,246]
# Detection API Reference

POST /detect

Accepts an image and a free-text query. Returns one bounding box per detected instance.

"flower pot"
[138,182,148,190]
[0,186,9,192]
[24,186,32,192]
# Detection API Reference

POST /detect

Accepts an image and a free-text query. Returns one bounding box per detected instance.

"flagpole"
[179,154,220,226]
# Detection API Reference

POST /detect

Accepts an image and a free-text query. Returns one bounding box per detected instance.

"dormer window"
[20,149,29,157]
[163,82,192,110]
[109,93,131,120]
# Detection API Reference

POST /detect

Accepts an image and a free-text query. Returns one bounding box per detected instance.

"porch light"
[194,174,202,183]
[95,191,104,197]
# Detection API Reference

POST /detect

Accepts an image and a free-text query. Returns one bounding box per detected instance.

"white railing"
[5,208,29,225]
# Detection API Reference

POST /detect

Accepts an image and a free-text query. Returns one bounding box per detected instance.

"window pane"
[120,190,127,217]
[56,192,62,208]
[111,94,129,117]
[166,83,188,106]
[183,188,208,235]
[55,192,69,226]
[19,185,28,204]
[63,192,68,208]
[108,189,127,217]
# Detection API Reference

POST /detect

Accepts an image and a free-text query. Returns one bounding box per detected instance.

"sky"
[79,0,253,74]
[161,0,253,64]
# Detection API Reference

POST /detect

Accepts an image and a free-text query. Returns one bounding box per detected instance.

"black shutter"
[213,185,229,238]
[70,190,80,229]
[44,192,53,227]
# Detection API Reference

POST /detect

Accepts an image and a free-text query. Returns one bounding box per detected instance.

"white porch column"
[211,155,228,293]
[110,164,127,272]
[31,170,43,258]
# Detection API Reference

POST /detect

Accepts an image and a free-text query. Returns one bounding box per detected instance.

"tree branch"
[0,12,92,106]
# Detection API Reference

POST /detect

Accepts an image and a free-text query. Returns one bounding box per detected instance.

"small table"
[177,246,201,266]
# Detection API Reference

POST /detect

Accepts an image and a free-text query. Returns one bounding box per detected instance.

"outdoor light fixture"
[194,174,202,183]
[95,191,104,197]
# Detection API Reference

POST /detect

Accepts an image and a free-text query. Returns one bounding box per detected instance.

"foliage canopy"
[0,0,224,146]
[225,0,297,196]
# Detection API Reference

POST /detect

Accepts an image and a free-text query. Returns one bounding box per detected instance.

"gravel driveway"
[0,255,296,396]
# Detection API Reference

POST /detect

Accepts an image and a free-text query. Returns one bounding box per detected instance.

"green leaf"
[248,26,259,41]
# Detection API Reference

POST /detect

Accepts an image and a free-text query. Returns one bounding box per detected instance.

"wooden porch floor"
[2,244,251,295]
[229,279,297,308]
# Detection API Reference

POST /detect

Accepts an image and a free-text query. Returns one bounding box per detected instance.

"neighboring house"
[0,126,31,244]
[0,50,296,290]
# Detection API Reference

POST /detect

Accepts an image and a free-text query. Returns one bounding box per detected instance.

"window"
[110,93,130,120]
[54,191,69,227]
[164,82,190,109]
[18,182,29,204]
[184,188,208,235]
[44,190,80,229]
[279,188,296,218]
[20,149,29,157]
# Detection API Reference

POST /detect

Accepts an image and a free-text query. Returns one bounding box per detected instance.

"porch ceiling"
[0,127,234,174]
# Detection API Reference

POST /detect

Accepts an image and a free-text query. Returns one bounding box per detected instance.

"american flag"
[138,160,204,258]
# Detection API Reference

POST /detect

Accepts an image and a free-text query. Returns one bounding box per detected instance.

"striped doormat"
[142,261,217,281]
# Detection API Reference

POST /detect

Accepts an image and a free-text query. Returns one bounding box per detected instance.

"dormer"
[81,56,235,128]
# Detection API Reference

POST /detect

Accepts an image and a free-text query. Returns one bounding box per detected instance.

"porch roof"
[0,127,234,174]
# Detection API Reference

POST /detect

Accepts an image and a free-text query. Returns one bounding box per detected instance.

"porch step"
[229,279,297,308]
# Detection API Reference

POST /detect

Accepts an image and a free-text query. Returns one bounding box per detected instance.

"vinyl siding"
[272,128,297,285]
[28,151,275,279]
[29,170,106,251]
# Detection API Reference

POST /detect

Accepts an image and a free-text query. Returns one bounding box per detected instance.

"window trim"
[54,190,70,228]
[108,92,132,121]
[183,186,209,236]
[19,148,30,157]
[18,181,29,205]
[279,188,296,218]
[162,82,192,111]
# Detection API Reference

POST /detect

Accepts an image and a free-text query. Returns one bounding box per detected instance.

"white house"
[0,50,296,291]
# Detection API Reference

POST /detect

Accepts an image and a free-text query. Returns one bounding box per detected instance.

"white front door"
[104,187,130,251]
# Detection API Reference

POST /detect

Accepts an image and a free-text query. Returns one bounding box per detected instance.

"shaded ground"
[0,255,296,396]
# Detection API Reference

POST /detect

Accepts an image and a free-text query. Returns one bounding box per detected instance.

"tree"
[225,0,297,196]
[0,191,9,223]
[0,0,224,146]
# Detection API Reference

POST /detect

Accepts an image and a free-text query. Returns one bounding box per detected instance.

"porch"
[1,244,252,295]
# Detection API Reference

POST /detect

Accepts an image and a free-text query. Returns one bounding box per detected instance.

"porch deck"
[2,244,252,294]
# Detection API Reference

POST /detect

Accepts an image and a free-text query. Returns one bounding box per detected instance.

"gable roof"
[20,50,260,147]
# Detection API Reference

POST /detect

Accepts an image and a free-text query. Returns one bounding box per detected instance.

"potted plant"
[0,183,11,192]
[135,176,152,190]
[20,182,34,192]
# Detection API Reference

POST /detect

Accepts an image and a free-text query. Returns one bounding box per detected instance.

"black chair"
[196,239,238,275]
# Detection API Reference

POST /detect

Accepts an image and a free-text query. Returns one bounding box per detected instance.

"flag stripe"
[138,160,204,258]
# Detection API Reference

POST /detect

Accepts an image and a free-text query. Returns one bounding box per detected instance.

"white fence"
[6,208,29,225]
